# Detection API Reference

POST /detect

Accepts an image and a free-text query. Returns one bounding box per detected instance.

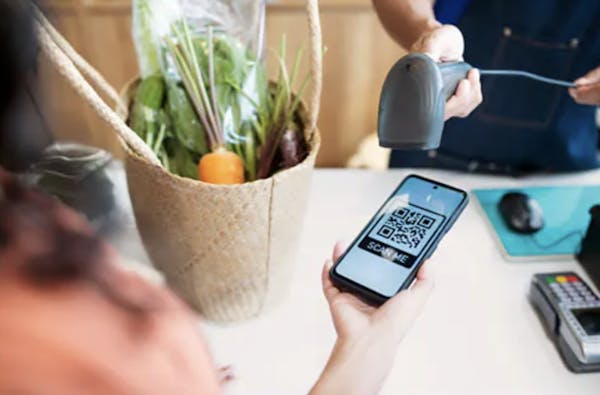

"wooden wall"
[40,0,403,166]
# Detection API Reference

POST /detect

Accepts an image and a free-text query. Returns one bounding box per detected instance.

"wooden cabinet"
[40,0,403,166]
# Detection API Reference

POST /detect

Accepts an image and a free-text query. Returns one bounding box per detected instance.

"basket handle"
[37,10,128,117]
[305,0,323,139]
[34,0,322,161]
[34,8,161,165]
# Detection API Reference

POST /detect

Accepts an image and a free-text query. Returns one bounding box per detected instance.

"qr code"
[376,207,436,250]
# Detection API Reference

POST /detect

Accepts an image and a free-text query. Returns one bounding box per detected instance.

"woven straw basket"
[35,1,323,322]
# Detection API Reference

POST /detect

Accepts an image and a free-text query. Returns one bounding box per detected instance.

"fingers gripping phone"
[330,174,469,306]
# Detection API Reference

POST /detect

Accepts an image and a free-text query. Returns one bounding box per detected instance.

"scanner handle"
[438,61,473,100]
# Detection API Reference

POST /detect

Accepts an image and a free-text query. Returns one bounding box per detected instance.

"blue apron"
[389,0,600,174]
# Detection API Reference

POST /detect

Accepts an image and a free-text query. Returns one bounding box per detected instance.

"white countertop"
[111,168,600,395]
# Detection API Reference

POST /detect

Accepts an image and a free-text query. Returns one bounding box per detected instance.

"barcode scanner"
[378,53,577,150]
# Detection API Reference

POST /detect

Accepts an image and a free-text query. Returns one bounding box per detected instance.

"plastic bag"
[132,0,180,77]
[133,0,267,180]
[182,0,265,56]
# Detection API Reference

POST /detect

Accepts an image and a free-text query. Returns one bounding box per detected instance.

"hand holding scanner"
[378,54,471,150]
[378,53,577,151]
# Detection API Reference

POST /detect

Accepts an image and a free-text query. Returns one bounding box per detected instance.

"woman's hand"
[323,242,433,344]
[411,24,483,120]
[569,67,600,105]
[310,242,434,395]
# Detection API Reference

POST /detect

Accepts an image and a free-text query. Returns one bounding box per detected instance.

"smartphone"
[329,174,469,305]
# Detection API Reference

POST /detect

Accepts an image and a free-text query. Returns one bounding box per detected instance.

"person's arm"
[372,0,439,51]
[309,242,434,395]
[372,0,482,120]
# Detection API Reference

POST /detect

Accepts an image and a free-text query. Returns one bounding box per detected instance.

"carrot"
[198,147,245,184]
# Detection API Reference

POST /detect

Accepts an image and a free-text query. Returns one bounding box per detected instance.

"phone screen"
[333,175,467,298]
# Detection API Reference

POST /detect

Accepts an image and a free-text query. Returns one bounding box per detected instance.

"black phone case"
[329,174,469,306]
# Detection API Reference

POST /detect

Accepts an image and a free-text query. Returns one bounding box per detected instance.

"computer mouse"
[498,192,544,234]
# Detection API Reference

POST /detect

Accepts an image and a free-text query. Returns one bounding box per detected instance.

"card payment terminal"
[530,272,600,372]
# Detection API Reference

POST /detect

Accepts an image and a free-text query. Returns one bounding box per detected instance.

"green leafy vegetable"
[129,12,311,182]
[256,36,311,179]
[132,0,161,77]
[166,80,208,155]
[164,139,199,179]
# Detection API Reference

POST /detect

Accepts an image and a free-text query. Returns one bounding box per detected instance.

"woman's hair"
[0,2,148,313]
[0,0,51,172]
[0,1,36,113]
[0,168,104,282]
[0,167,150,313]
